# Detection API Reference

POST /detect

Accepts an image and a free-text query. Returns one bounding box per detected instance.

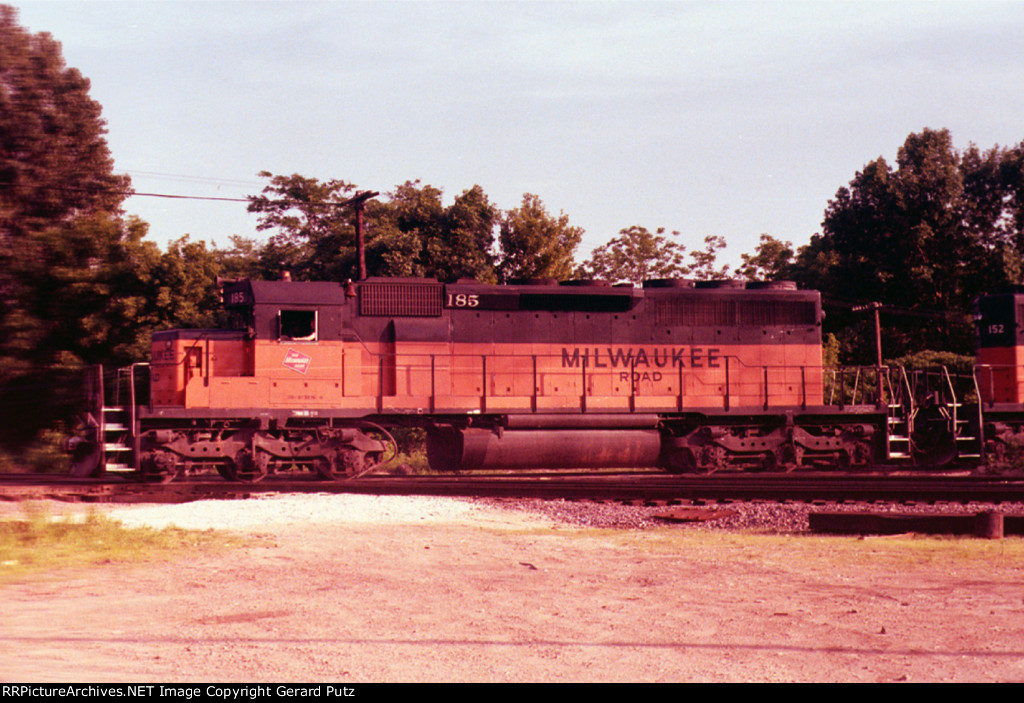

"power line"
[2,182,371,208]
[123,170,263,188]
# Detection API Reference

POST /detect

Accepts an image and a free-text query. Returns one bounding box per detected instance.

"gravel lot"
[2,493,1024,682]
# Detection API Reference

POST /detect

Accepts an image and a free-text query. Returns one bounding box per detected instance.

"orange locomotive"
[72,276,924,481]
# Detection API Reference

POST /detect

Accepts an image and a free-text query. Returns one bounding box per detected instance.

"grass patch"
[0,503,240,584]
[387,449,433,473]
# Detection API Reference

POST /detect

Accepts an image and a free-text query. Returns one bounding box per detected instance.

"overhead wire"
[2,182,369,207]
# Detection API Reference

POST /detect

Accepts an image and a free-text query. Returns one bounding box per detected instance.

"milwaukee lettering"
[560,347,722,369]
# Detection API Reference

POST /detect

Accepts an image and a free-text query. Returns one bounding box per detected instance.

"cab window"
[279,310,317,341]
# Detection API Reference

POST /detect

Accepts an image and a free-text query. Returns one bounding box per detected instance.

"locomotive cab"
[150,279,365,411]
[150,329,251,408]
[975,290,1024,404]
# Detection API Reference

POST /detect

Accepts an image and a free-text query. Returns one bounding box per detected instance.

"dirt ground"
[1,495,1024,683]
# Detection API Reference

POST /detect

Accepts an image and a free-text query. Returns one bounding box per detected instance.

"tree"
[367,181,498,282]
[249,175,499,283]
[215,235,267,282]
[0,7,135,453]
[735,234,795,281]
[246,171,358,281]
[147,236,224,331]
[790,128,1024,361]
[365,180,444,278]
[577,226,688,284]
[497,194,583,281]
[433,184,498,282]
[0,6,130,242]
[0,214,159,449]
[686,234,730,280]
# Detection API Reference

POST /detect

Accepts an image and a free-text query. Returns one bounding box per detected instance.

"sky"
[12,0,1024,269]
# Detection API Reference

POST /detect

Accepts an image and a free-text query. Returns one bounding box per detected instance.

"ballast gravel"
[485,497,1024,531]
[108,493,507,531]
[102,492,1024,534]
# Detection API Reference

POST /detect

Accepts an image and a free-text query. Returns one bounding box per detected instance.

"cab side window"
[279,310,317,341]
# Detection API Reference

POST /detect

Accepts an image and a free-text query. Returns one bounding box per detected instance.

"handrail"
[358,349,822,412]
[970,366,985,460]
[941,366,957,437]
[897,364,915,441]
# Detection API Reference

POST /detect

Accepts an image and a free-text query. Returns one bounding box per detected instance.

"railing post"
[531,354,538,413]
[724,357,731,411]
[481,354,487,413]
[677,359,684,411]
[581,352,587,412]
[629,357,636,412]
[377,355,383,413]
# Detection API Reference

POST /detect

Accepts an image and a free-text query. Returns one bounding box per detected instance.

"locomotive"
[67,275,1022,481]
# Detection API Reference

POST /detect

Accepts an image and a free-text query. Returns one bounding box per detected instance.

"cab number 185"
[447,293,480,308]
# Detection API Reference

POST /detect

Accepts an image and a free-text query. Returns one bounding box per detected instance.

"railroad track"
[3,471,1024,506]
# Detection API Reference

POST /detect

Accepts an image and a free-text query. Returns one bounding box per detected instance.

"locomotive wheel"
[141,450,182,484]
[314,449,370,481]
[662,446,697,474]
[222,449,269,483]
[698,446,726,474]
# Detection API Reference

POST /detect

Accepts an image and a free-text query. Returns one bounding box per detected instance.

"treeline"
[3,5,1024,461]
[742,129,1024,362]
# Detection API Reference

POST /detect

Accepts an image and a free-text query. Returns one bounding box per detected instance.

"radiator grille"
[655,299,816,327]
[360,282,442,317]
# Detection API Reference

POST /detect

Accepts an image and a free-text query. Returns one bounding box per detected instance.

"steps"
[100,405,134,472]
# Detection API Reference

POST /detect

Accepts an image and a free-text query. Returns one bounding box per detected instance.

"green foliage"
[577,226,688,284]
[0,9,236,453]
[246,171,358,280]
[0,8,153,451]
[20,427,69,474]
[0,214,219,447]
[248,175,499,283]
[0,505,235,583]
[383,427,432,474]
[686,234,730,280]
[497,193,583,281]
[822,333,841,368]
[886,350,975,375]
[368,181,498,282]
[791,129,1024,362]
[577,228,732,284]
[149,236,223,330]
[433,184,499,283]
[735,234,795,281]
[0,6,130,242]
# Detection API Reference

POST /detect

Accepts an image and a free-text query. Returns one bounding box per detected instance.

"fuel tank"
[426,426,663,471]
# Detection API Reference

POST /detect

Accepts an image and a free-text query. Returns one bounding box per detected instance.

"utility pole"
[853,301,884,405]
[345,190,379,281]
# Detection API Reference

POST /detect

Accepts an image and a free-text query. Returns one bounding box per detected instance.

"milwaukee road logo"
[561,347,722,370]
[283,348,312,374]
